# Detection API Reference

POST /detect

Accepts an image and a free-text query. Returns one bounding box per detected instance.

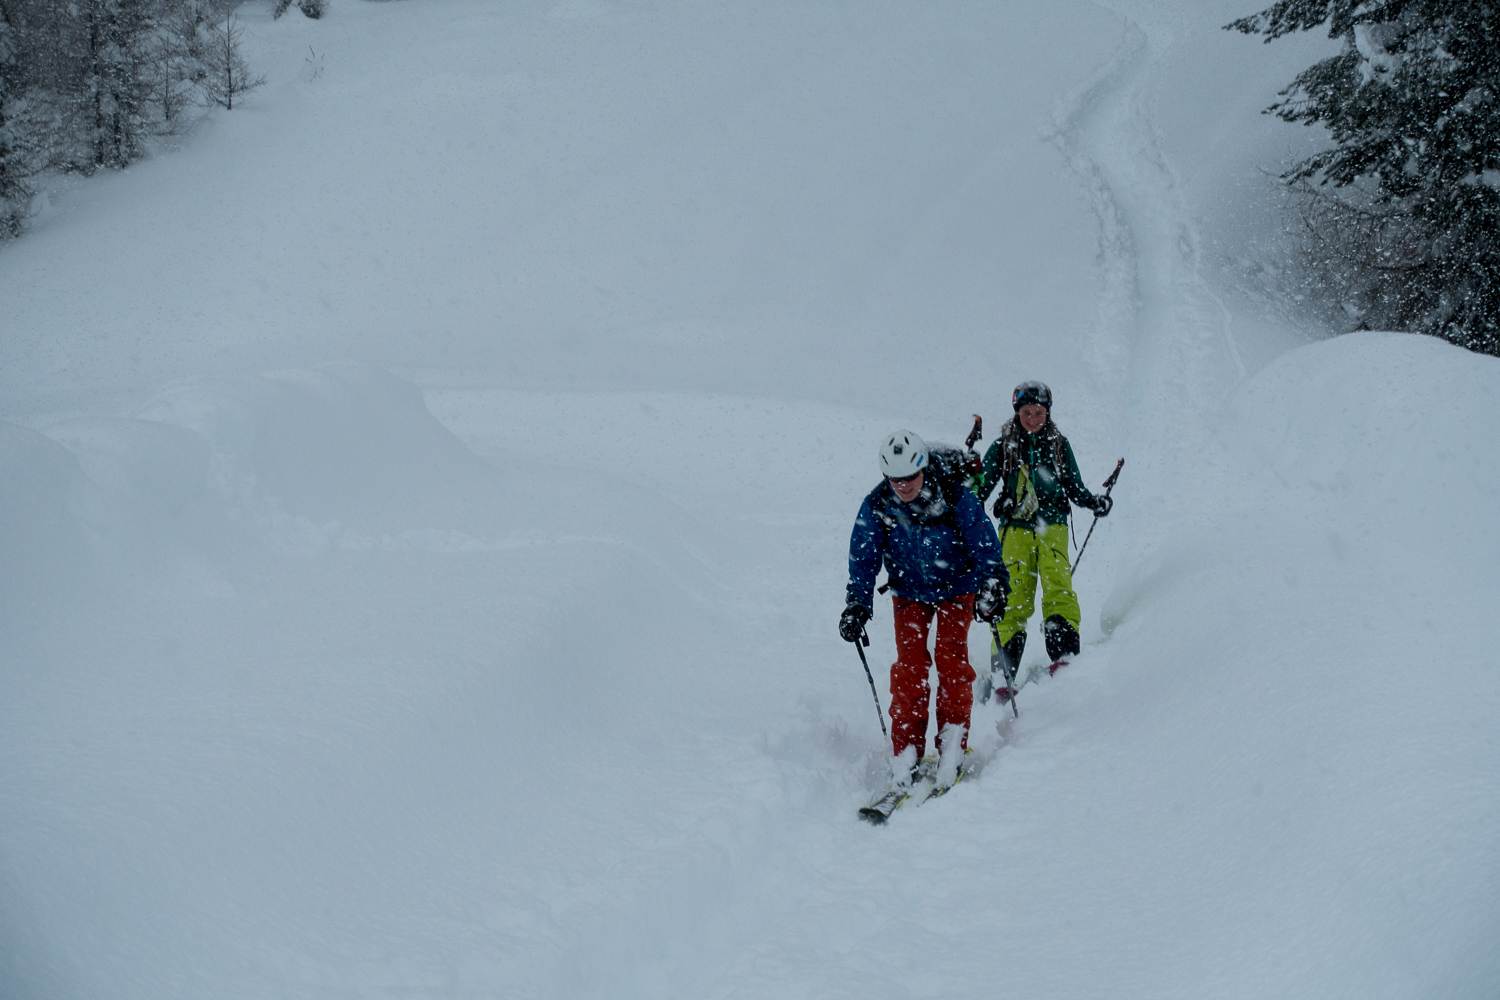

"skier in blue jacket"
[840,431,1008,773]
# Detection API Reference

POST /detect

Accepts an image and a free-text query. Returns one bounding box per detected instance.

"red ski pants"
[888,594,976,760]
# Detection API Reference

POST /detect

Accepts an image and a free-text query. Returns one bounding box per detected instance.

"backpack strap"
[1048,421,1066,474]
[997,418,1023,480]
[926,454,977,576]
[1002,416,1066,475]
[865,481,899,532]
[868,465,978,581]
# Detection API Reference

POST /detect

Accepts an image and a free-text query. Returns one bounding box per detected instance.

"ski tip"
[858,787,910,824]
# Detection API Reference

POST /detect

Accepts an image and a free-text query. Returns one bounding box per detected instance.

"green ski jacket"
[976,417,1095,529]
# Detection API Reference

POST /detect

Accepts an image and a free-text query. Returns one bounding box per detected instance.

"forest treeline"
[0,0,319,238]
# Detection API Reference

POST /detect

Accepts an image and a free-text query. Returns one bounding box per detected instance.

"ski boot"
[1043,615,1080,675]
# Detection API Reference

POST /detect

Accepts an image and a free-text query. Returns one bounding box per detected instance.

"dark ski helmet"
[1012,380,1052,413]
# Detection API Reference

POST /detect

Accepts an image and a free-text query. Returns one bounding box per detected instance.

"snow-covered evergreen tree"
[0,0,273,238]
[146,0,202,126]
[200,10,263,111]
[1230,1,1500,355]
[0,0,26,234]
[77,0,154,170]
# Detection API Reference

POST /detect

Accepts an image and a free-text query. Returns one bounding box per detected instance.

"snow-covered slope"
[2,2,1496,998]
[0,0,1122,414]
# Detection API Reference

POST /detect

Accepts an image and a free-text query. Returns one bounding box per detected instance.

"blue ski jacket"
[846,479,1006,608]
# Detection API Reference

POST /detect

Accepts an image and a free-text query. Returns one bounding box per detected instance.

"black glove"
[993,494,1015,520]
[973,577,1007,623]
[839,602,872,642]
[1090,493,1113,517]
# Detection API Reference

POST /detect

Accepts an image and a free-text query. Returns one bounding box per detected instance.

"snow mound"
[1237,331,1500,539]
[1078,332,1500,997]
[43,417,211,526]
[4,362,502,579]
[133,361,489,535]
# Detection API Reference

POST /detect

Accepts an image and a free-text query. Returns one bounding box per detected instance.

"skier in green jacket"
[974,381,1112,699]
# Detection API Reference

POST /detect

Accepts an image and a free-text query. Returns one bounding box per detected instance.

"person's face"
[1018,403,1048,433]
[888,469,924,503]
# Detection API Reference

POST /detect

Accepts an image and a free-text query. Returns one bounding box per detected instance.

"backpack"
[924,443,981,509]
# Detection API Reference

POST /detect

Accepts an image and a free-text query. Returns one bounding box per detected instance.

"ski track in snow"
[1052,2,1250,562]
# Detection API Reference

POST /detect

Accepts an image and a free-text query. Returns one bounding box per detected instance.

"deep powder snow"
[1,2,1496,998]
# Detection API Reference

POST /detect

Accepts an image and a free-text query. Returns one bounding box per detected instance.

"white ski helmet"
[879,430,929,479]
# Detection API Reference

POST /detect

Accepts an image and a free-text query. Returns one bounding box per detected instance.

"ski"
[858,756,935,824]
[857,754,971,823]
[858,786,915,825]
[923,773,964,802]
[924,748,974,801]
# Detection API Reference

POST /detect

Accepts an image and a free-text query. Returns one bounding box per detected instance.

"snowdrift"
[1054,332,1500,997]
[3,362,535,574]
[133,361,492,537]
[0,362,733,1000]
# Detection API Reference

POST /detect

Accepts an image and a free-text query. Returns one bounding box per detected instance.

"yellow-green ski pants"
[992,522,1080,647]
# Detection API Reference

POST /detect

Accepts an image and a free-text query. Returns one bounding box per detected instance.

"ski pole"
[990,621,1019,719]
[853,630,889,742]
[985,518,1018,715]
[1071,458,1123,574]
